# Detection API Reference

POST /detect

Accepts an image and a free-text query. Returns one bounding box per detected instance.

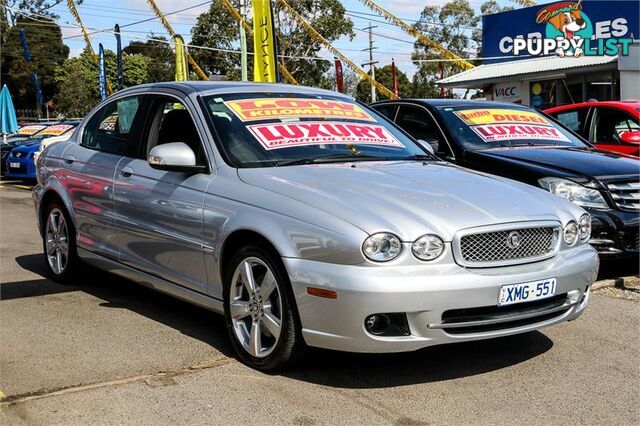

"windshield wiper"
[399,154,435,161]
[275,153,390,167]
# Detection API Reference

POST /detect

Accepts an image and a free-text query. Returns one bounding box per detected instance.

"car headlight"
[412,234,444,261]
[563,221,578,246]
[578,214,591,241]
[363,233,402,262]
[539,177,607,209]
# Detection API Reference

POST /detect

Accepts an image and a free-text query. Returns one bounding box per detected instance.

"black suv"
[372,99,639,261]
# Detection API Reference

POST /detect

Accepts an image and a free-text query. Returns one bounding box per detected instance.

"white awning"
[438,55,618,88]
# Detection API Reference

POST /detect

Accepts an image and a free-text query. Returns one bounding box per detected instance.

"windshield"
[29,124,75,140]
[436,106,589,151]
[203,93,431,167]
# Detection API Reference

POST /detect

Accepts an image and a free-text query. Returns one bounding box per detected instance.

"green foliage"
[0,16,69,110]
[355,64,412,103]
[124,34,176,83]
[53,49,148,117]
[411,0,514,99]
[2,0,83,25]
[190,0,354,86]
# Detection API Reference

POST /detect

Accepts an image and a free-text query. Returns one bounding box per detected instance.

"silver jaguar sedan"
[33,82,599,370]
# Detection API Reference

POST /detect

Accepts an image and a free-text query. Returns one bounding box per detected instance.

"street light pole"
[361,23,378,103]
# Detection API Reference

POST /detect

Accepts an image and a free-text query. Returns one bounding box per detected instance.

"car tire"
[223,244,302,371]
[42,200,80,283]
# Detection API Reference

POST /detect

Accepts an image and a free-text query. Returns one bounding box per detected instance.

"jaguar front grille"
[453,222,561,267]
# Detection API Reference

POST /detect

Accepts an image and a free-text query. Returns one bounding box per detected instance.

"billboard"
[482,0,639,64]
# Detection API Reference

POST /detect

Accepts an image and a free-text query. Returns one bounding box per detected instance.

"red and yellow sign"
[455,109,550,126]
[39,124,74,136]
[18,125,46,135]
[471,124,570,143]
[226,98,374,122]
[247,121,404,150]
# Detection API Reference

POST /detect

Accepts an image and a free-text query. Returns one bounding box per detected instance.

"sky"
[45,0,521,79]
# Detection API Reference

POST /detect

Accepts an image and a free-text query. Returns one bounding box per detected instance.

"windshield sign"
[205,93,428,167]
[439,106,587,150]
[38,124,74,136]
[226,98,374,122]
[18,125,46,135]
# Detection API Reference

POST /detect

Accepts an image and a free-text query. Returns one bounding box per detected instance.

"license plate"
[498,278,557,306]
[9,162,20,168]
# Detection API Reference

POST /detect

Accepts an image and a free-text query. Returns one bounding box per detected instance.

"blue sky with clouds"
[48,0,522,78]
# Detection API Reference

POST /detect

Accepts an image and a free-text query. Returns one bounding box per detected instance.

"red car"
[545,101,640,157]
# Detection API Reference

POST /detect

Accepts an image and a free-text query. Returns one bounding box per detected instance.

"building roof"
[438,55,618,88]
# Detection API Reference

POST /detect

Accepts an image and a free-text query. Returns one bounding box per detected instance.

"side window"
[373,104,396,120]
[591,108,640,144]
[82,96,144,155]
[144,97,207,166]
[395,105,452,157]
[554,109,587,137]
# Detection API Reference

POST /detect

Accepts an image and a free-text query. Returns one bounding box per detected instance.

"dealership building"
[438,0,640,109]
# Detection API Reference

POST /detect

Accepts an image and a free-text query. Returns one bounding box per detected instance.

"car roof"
[119,81,351,99]
[545,100,640,114]
[371,98,530,109]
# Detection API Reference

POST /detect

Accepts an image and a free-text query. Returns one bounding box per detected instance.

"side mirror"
[416,138,437,155]
[148,142,206,173]
[619,130,640,144]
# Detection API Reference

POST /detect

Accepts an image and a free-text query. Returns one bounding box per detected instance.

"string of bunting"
[357,0,475,70]
[219,0,298,85]
[277,0,398,99]
[66,0,114,93]
[146,0,209,81]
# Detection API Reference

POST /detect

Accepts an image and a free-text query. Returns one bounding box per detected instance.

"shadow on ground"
[3,253,559,388]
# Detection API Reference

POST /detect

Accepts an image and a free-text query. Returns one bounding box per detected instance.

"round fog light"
[365,314,389,335]
[564,221,578,246]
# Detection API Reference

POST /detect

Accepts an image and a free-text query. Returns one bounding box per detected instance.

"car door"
[589,107,640,156]
[394,104,455,161]
[113,93,213,293]
[60,95,147,260]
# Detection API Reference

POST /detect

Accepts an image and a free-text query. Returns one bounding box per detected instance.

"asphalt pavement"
[1,182,638,425]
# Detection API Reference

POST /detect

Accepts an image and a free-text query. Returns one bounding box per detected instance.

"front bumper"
[588,208,639,259]
[6,156,36,179]
[285,244,598,353]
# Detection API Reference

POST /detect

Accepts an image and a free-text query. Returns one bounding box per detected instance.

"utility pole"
[361,23,378,103]
[239,0,248,81]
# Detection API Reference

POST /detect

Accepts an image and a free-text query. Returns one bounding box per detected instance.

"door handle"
[63,155,75,165]
[119,166,134,180]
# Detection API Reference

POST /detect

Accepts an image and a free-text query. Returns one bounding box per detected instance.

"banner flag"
[252,0,279,83]
[115,24,124,90]
[98,44,108,101]
[174,35,189,81]
[334,59,344,93]
[19,28,45,107]
[391,58,399,98]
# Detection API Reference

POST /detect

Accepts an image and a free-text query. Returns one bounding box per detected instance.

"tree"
[53,49,148,117]
[2,0,83,26]
[190,0,354,86]
[1,16,69,111]
[411,0,479,98]
[124,34,175,83]
[355,64,412,103]
[473,0,514,57]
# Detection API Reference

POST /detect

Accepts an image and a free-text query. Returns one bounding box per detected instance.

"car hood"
[12,141,40,152]
[238,161,576,241]
[472,147,639,179]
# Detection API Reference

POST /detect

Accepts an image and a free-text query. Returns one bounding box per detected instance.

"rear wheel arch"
[39,190,67,235]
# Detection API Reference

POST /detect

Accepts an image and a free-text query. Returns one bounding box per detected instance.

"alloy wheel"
[229,257,283,358]
[45,208,69,275]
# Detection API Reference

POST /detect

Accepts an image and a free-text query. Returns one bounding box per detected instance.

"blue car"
[6,141,41,180]
[5,123,78,180]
